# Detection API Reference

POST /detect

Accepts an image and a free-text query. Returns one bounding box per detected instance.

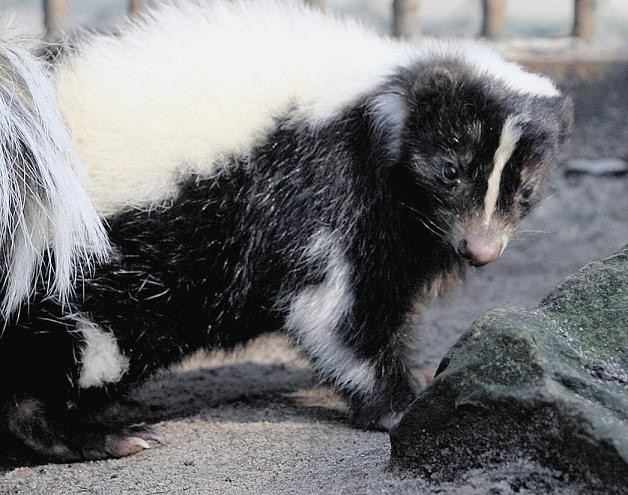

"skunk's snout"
[458,235,504,267]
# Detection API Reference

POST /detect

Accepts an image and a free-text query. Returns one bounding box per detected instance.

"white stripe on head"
[285,230,375,396]
[483,114,522,224]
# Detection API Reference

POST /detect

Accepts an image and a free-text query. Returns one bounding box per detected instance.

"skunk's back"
[53,0,410,215]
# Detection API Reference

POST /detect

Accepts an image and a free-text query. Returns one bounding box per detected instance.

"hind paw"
[3,396,160,462]
[86,425,160,460]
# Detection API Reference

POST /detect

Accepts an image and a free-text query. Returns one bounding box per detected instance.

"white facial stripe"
[78,322,130,389]
[483,115,522,224]
[286,231,375,396]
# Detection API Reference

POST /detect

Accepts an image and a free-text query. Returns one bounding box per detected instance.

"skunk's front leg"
[282,230,422,430]
[345,337,424,431]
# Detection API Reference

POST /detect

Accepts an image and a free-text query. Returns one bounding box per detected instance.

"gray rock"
[390,245,628,492]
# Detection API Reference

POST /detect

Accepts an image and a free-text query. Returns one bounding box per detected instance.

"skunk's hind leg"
[0,304,160,462]
[2,395,159,462]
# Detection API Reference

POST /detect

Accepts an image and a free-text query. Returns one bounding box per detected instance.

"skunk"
[0,0,572,461]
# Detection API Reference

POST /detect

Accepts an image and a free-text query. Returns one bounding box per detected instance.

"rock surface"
[390,246,628,492]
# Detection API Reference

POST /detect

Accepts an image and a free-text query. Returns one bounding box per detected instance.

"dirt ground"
[1,63,627,494]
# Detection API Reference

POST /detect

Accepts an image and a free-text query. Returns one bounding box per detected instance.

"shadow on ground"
[0,339,349,470]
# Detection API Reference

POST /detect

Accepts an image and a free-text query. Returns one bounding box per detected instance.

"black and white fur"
[0,0,572,461]
[0,30,108,318]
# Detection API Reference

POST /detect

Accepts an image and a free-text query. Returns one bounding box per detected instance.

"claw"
[127,425,163,444]
[104,426,161,458]
[105,434,151,458]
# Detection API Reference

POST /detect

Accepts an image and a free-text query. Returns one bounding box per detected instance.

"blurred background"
[4,0,628,39]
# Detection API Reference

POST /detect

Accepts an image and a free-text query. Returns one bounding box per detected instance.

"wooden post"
[392,0,420,39]
[573,0,597,39]
[481,0,506,39]
[43,0,68,39]
[305,0,325,9]
[129,0,147,16]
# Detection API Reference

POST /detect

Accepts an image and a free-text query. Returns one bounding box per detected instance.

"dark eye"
[519,185,534,205]
[442,165,460,182]
[520,186,533,201]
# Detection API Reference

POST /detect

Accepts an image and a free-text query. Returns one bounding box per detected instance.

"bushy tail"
[0,34,110,318]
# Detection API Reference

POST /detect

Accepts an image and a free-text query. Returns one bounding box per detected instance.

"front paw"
[349,380,418,431]
[347,364,434,430]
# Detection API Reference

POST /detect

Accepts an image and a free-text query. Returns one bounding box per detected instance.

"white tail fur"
[0,33,110,318]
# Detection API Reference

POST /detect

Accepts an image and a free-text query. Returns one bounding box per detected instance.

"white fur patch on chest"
[77,322,130,389]
[285,230,375,396]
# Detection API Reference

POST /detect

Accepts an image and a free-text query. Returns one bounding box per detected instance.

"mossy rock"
[390,245,628,492]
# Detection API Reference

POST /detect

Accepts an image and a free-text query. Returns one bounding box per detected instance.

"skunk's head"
[383,56,573,267]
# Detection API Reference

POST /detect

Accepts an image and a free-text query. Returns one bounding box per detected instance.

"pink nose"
[463,235,504,266]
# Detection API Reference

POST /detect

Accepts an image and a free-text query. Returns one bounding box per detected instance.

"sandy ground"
[1,63,627,494]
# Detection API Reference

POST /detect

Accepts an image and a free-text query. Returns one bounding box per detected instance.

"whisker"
[536,192,559,208]
[398,201,447,237]
[419,219,442,237]
[516,229,552,235]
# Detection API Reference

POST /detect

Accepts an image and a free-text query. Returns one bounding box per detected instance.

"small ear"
[558,96,574,143]
[411,65,455,94]
[430,66,455,89]
[431,66,454,82]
